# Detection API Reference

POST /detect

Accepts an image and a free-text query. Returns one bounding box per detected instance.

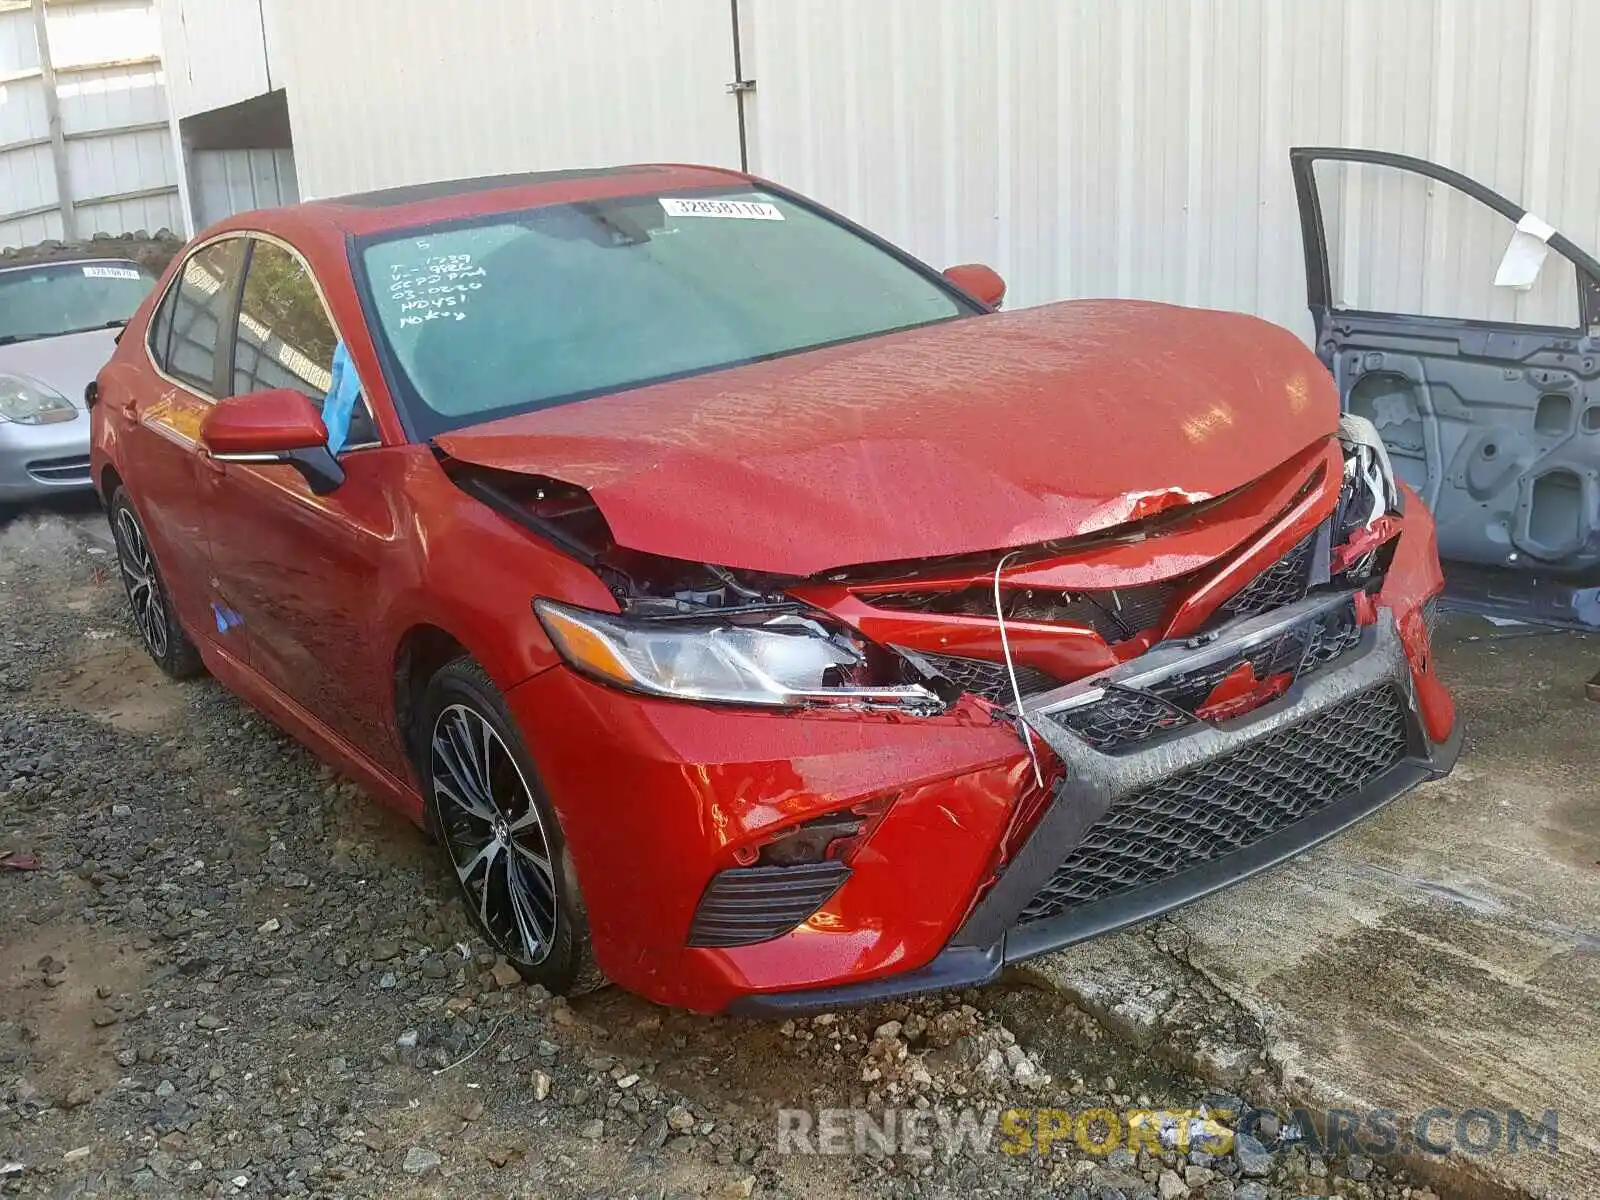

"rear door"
[1291,147,1600,628]
[118,236,249,634]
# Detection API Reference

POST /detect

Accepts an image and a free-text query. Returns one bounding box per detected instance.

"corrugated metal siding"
[192,146,296,226]
[741,0,1600,340]
[0,0,181,247]
[158,0,270,118]
[0,3,56,246]
[264,0,742,199]
[251,0,1600,341]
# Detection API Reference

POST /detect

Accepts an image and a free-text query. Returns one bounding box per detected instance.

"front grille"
[862,578,1185,643]
[913,650,1061,704]
[686,860,850,948]
[25,454,91,484]
[1019,684,1409,922]
[1223,530,1318,617]
[1054,598,1363,752]
[1055,688,1189,751]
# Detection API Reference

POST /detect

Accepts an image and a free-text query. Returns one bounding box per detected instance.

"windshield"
[355,189,972,436]
[0,260,156,345]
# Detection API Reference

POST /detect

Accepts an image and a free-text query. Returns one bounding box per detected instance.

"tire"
[107,485,204,680]
[418,657,603,996]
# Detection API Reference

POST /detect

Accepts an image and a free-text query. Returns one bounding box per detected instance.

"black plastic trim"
[725,944,1003,1017]
[687,860,852,949]
[1004,722,1458,961]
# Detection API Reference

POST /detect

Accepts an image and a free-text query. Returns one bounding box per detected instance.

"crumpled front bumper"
[728,596,1459,1015]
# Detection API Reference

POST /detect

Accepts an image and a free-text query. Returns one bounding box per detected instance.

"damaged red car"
[90,165,1458,1013]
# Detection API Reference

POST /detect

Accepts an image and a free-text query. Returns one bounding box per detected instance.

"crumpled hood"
[435,299,1338,576]
[0,328,120,408]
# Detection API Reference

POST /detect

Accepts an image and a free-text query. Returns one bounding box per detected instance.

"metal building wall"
[157,0,271,119]
[253,0,1599,342]
[263,0,742,200]
[741,0,1600,340]
[190,146,296,227]
[0,0,182,247]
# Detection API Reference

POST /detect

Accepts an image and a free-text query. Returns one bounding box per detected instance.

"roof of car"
[283,163,755,238]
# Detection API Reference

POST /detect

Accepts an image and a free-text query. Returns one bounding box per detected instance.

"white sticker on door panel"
[82,266,141,280]
[660,197,784,221]
[1494,212,1558,292]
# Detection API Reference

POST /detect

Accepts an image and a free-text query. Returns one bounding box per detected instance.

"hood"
[0,328,120,408]
[435,300,1338,576]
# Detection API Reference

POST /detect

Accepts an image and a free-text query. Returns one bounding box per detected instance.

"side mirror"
[943,263,1007,309]
[200,388,345,495]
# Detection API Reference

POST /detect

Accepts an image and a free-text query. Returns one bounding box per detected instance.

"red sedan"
[90,166,1457,1013]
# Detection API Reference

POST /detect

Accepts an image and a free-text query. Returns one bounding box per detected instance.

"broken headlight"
[534,600,944,711]
[1335,413,1402,534]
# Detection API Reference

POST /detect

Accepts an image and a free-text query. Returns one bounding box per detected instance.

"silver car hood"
[0,327,121,409]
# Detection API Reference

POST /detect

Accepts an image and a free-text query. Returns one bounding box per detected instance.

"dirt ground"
[0,501,1579,1200]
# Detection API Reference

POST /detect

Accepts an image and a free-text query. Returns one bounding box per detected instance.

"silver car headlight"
[0,374,76,425]
[535,600,944,711]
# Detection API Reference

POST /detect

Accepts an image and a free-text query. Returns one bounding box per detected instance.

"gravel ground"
[0,508,1461,1200]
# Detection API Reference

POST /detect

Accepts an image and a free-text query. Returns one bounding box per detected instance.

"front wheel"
[419,658,603,995]
[108,486,203,680]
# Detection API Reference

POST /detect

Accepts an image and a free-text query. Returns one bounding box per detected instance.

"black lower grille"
[25,454,91,484]
[913,650,1060,705]
[1019,684,1409,922]
[686,860,850,948]
[1055,598,1363,752]
[1055,688,1189,752]
[1223,530,1317,617]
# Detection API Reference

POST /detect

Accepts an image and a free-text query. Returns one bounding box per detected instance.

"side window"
[1313,159,1580,328]
[231,239,379,449]
[146,275,179,367]
[166,239,247,394]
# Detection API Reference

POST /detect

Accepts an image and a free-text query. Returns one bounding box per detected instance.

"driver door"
[196,233,409,778]
[1290,147,1600,629]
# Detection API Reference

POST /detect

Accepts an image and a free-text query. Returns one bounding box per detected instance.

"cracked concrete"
[1031,616,1599,1200]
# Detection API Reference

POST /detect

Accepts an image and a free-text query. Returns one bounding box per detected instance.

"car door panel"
[112,238,247,637]
[196,235,406,774]
[1291,147,1600,628]
[199,450,407,774]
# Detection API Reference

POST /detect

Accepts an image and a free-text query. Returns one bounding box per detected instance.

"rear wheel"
[108,486,203,680]
[419,658,602,995]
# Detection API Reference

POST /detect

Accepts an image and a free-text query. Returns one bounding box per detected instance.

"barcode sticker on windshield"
[660,197,784,221]
[81,266,141,280]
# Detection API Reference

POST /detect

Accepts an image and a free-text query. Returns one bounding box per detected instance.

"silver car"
[0,256,158,503]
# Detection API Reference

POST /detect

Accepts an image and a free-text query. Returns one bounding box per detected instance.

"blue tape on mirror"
[322,341,361,456]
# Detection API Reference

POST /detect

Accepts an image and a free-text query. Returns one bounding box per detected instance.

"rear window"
[354,189,970,437]
[0,261,156,345]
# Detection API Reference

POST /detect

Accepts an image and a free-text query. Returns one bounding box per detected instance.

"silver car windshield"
[0,261,157,346]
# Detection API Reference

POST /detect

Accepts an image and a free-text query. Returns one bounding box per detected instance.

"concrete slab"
[1032,616,1599,1200]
